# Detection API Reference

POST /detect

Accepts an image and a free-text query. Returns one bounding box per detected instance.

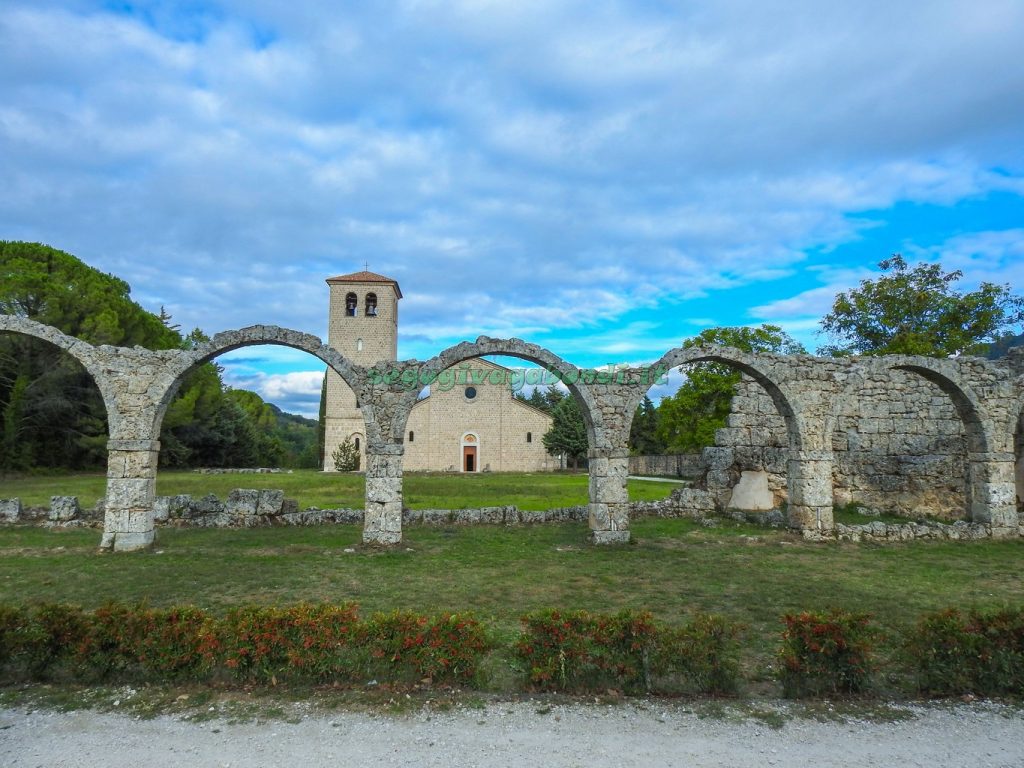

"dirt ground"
[3,698,1024,767]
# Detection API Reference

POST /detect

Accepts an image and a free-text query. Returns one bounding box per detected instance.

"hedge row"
[2,603,1024,697]
[0,603,489,686]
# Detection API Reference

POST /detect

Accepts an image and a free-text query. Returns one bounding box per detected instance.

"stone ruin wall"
[709,370,971,520]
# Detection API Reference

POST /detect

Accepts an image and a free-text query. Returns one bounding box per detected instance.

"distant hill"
[985,333,1024,359]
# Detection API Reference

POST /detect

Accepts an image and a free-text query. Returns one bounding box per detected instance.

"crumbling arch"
[0,315,119,425]
[823,357,980,521]
[151,325,363,437]
[392,336,602,447]
[642,345,804,449]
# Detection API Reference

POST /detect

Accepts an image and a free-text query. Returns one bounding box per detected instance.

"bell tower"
[322,269,402,470]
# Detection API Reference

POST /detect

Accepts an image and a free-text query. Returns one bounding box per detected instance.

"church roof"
[326,270,403,298]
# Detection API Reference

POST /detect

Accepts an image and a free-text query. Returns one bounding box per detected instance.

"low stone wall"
[628,454,704,478]
[813,520,1016,542]
[1,487,1019,543]
[191,468,293,474]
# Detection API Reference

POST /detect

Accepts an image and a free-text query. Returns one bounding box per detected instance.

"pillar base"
[98,528,155,553]
[362,529,402,546]
[590,530,631,545]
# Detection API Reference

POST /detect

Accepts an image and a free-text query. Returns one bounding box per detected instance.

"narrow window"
[356,338,364,352]
[345,292,358,316]
[526,431,532,443]
[365,292,378,317]
[409,430,415,443]
[354,436,360,451]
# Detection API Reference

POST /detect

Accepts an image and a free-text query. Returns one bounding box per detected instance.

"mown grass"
[2,519,1022,675]
[0,469,676,510]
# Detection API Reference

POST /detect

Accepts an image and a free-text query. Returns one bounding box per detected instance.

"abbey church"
[322,271,557,472]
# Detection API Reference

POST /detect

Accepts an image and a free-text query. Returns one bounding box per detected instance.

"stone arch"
[393,336,602,446]
[151,325,362,437]
[890,358,987,453]
[823,357,982,521]
[0,315,118,425]
[827,356,1002,526]
[639,345,832,533]
[642,345,803,449]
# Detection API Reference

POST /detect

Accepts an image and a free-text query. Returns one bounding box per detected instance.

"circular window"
[464,386,477,400]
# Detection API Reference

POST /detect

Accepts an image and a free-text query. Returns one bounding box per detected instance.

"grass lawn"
[1,519,1022,679]
[0,470,676,511]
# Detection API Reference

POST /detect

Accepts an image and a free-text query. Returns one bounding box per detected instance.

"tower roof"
[325,270,402,298]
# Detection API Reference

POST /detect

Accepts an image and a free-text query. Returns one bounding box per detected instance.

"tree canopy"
[819,255,1024,357]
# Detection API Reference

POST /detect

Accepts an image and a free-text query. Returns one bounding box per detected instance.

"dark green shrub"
[652,614,743,695]
[135,606,219,680]
[515,609,657,692]
[906,607,1024,696]
[778,610,876,697]
[77,602,145,680]
[0,605,31,671]
[23,603,91,678]
[220,602,361,683]
[362,611,490,684]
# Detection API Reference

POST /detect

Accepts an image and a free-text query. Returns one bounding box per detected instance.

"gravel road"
[3,699,1023,767]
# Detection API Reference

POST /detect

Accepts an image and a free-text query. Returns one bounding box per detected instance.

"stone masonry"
[2,311,1023,552]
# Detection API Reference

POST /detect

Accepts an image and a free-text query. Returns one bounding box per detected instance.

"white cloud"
[0,0,1022,370]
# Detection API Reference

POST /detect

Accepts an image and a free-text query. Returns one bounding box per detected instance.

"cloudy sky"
[2,0,1023,415]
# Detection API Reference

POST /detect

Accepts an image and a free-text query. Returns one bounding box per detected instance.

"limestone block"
[705,470,732,490]
[153,496,171,523]
[226,489,260,524]
[591,530,630,544]
[727,470,774,511]
[520,510,546,524]
[478,506,507,525]
[0,498,21,522]
[669,488,716,512]
[363,504,403,544]
[422,508,451,525]
[191,494,225,519]
[402,508,423,524]
[105,477,155,510]
[256,489,285,517]
[589,473,628,504]
[453,508,481,524]
[333,508,363,524]
[589,502,610,530]
[49,496,80,522]
[703,447,734,471]
[366,476,402,504]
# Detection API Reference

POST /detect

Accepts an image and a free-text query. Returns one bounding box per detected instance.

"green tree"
[332,436,361,471]
[819,255,1024,357]
[656,325,805,453]
[542,394,588,469]
[628,394,665,455]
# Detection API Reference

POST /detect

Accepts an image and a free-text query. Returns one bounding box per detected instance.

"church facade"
[322,271,556,472]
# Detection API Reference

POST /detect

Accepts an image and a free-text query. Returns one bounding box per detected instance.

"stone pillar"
[968,452,1019,537]
[786,450,834,533]
[363,448,404,545]
[99,439,160,552]
[588,453,631,544]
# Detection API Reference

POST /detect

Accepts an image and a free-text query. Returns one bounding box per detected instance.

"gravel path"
[3,700,1023,767]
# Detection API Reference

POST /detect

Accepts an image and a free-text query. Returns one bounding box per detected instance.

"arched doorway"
[462,432,479,472]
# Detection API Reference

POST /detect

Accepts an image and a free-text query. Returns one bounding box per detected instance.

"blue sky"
[2,1,1023,416]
